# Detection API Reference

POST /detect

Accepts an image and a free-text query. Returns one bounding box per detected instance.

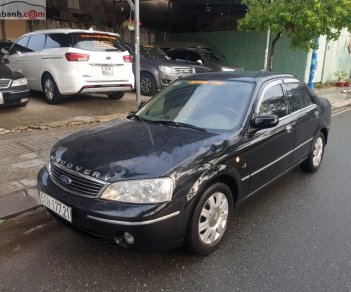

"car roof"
[21,28,120,37]
[182,71,296,84]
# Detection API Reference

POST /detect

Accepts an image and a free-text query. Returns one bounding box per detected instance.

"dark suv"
[167,48,242,72]
[123,44,211,96]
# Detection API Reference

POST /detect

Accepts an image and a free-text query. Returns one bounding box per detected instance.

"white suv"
[3,29,134,104]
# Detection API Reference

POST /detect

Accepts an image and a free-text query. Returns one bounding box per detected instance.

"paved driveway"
[0,91,150,130]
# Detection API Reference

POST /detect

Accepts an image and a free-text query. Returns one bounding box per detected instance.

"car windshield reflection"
[137,79,254,131]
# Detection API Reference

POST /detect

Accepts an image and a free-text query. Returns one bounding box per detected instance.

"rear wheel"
[42,74,63,105]
[300,132,325,172]
[107,92,125,100]
[140,72,156,96]
[186,182,233,255]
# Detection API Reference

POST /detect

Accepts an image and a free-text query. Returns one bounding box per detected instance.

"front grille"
[174,67,194,74]
[50,163,106,197]
[0,79,11,89]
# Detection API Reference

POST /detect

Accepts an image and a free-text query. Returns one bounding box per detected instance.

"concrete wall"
[170,31,309,80]
[305,29,351,83]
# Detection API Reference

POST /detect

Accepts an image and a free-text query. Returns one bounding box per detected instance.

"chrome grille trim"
[173,67,194,74]
[49,162,108,198]
[0,79,11,89]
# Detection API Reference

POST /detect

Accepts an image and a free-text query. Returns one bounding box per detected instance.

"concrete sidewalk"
[0,86,350,219]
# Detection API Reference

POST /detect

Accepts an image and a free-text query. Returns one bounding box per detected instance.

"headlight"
[100,178,174,204]
[222,67,235,72]
[159,65,177,74]
[12,78,28,87]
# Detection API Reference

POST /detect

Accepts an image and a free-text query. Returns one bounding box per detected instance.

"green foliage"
[334,70,348,80]
[238,0,351,50]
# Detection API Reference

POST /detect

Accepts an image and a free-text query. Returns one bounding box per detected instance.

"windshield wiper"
[155,120,208,132]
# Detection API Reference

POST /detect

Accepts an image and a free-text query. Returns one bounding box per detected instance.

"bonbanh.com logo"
[0,0,46,20]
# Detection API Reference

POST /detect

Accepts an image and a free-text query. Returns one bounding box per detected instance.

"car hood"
[50,119,221,182]
[0,63,21,79]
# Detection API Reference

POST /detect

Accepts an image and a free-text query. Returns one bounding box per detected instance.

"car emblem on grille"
[106,56,111,60]
[59,175,72,185]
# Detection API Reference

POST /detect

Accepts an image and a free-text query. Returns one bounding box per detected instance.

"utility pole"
[308,38,319,89]
[135,0,141,105]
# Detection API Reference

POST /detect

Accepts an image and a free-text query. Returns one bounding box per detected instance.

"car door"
[6,36,30,73]
[283,80,320,164]
[246,81,295,193]
[24,34,46,90]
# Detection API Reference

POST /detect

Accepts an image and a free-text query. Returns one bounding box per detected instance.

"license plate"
[0,92,3,104]
[40,192,72,223]
[102,65,113,76]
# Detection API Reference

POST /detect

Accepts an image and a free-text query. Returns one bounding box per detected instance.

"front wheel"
[140,73,156,96]
[300,132,325,172]
[186,182,233,255]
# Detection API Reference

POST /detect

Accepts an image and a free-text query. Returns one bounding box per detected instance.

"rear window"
[70,33,125,52]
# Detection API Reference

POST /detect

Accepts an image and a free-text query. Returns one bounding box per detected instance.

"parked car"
[38,72,331,254]
[0,40,13,58]
[167,48,242,72]
[122,43,210,96]
[0,60,30,108]
[2,29,134,104]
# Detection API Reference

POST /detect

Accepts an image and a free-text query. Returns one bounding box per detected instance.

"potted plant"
[123,19,141,31]
[334,71,348,87]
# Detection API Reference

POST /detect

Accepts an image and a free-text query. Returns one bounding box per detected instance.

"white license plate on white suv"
[40,191,72,222]
[102,65,113,76]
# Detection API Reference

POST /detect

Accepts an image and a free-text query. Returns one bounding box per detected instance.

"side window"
[45,34,69,49]
[27,35,46,52]
[299,85,315,107]
[258,84,287,118]
[10,36,29,54]
[285,82,305,113]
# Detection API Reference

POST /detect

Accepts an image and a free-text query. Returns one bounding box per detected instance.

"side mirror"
[1,48,9,55]
[252,114,279,129]
[196,59,203,65]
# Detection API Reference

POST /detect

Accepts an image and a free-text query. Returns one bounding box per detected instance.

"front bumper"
[37,167,190,251]
[0,88,30,107]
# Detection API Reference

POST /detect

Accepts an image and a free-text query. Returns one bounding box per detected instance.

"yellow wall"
[2,20,28,41]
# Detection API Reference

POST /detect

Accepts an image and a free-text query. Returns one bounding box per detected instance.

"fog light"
[123,232,134,245]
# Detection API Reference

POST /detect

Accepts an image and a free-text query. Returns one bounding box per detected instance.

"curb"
[1,100,351,221]
[0,187,41,219]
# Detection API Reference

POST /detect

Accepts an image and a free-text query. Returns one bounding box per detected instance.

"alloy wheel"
[198,192,229,245]
[312,136,324,167]
[141,77,152,93]
[44,78,55,100]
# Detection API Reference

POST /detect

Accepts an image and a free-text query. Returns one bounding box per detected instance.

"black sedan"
[37,72,331,254]
[0,61,30,108]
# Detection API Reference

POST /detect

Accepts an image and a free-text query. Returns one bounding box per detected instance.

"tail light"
[65,53,90,62]
[123,55,133,63]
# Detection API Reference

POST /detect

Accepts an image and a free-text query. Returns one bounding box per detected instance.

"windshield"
[141,46,170,60]
[137,79,254,131]
[201,53,222,63]
[70,33,125,52]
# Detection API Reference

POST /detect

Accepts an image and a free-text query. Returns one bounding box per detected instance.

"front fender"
[186,163,243,204]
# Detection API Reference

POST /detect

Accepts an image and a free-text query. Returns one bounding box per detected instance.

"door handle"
[314,111,320,118]
[286,124,293,133]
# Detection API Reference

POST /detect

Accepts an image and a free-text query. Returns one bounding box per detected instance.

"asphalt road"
[1,109,351,291]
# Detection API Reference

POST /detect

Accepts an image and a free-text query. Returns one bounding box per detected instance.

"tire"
[140,72,156,96]
[42,74,63,105]
[107,92,125,100]
[300,132,325,172]
[186,182,233,255]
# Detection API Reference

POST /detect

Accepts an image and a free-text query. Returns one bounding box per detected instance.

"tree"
[238,0,351,70]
